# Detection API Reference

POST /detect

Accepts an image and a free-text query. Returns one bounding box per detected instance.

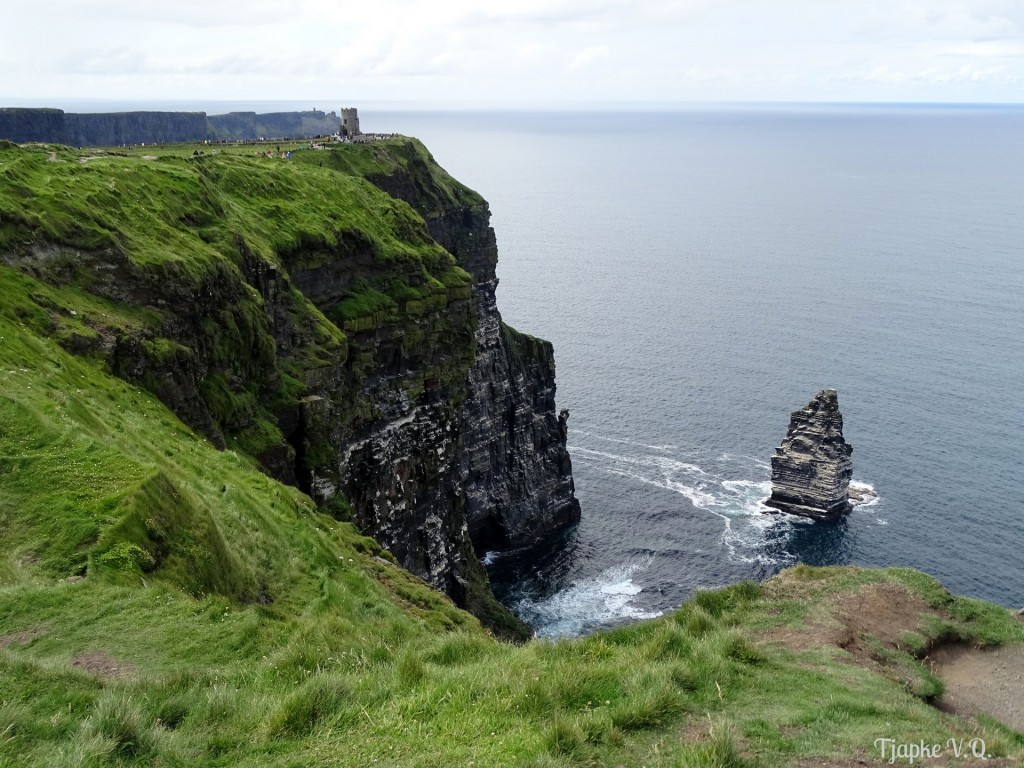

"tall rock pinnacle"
[766,389,853,521]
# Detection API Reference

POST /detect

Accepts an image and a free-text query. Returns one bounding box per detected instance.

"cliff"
[355,144,581,552]
[0,108,207,145]
[0,137,579,638]
[207,110,340,141]
[766,389,853,520]
[0,108,340,146]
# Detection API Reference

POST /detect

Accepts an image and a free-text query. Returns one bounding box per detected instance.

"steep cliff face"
[0,109,207,145]
[0,108,67,144]
[432,210,581,552]
[0,108,338,146]
[207,110,340,141]
[357,145,581,552]
[0,138,578,639]
[64,112,208,146]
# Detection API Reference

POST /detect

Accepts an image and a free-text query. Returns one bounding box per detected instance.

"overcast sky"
[2,0,1023,106]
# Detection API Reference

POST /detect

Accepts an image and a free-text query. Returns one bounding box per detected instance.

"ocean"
[366,106,1024,637]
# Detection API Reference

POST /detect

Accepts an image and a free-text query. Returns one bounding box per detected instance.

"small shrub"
[90,694,155,760]
[609,685,683,731]
[264,676,353,738]
[396,651,426,687]
[675,725,753,768]
[544,715,585,757]
[424,633,491,667]
[680,605,718,637]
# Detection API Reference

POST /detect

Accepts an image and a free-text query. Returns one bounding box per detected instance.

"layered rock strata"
[766,389,853,521]
[420,193,582,553]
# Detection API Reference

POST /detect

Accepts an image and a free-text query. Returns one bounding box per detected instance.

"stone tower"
[340,107,360,137]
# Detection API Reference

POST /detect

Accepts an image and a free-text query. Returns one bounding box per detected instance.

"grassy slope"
[0,140,1021,767]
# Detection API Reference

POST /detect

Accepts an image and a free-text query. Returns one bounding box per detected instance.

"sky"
[2,0,1023,106]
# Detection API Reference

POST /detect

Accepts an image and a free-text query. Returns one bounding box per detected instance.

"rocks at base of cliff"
[766,389,853,521]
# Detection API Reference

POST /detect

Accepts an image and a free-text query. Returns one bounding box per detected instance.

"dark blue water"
[367,106,1024,637]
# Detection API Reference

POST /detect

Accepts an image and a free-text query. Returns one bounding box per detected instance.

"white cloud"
[1,0,1022,103]
[569,45,611,72]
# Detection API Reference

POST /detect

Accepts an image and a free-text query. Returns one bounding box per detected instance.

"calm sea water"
[368,106,1024,637]
[38,101,1023,636]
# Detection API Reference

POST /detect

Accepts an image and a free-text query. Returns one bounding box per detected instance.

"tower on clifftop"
[340,107,360,137]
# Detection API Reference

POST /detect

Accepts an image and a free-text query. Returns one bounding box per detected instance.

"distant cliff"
[0,107,340,146]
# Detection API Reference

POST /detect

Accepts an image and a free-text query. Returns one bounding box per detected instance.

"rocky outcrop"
[766,389,853,521]
[64,112,208,147]
[0,108,67,144]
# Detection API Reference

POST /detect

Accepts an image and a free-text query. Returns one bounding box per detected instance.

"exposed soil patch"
[930,644,1024,733]
[831,583,939,657]
[762,580,1024,744]
[765,582,937,662]
[0,625,47,648]
[71,651,135,679]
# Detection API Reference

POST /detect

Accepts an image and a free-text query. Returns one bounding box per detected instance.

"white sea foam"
[571,437,795,566]
[481,546,532,566]
[574,432,681,454]
[513,562,662,639]
[849,480,881,508]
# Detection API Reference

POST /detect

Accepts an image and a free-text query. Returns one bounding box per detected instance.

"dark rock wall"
[207,111,340,141]
[430,208,581,551]
[0,109,207,146]
[365,159,581,553]
[0,108,67,144]
[0,108,338,146]
[64,112,208,146]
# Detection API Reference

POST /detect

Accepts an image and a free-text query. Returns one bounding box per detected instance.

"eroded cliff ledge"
[766,389,853,521]
[0,137,579,639]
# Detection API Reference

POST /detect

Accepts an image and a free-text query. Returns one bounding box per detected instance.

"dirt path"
[930,644,1024,733]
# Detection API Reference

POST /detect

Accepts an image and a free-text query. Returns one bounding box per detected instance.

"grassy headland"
[0,138,1020,767]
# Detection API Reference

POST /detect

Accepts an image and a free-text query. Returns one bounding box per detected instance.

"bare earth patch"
[0,625,47,648]
[71,651,135,679]
[930,644,1024,733]
[765,582,937,660]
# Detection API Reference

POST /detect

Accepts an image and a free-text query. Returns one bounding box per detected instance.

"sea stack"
[766,389,853,521]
